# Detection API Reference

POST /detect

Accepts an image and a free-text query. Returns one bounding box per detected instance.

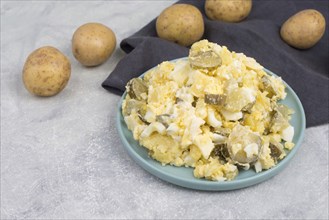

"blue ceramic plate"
[116,58,306,191]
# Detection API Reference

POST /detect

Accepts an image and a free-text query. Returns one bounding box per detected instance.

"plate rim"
[116,57,306,191]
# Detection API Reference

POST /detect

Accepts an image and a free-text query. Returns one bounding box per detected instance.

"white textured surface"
[1,1,328,219]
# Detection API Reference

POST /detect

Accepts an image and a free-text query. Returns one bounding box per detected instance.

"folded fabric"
[102,0,328,127]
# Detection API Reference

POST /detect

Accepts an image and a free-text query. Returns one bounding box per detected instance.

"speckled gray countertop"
[1,1,328,219]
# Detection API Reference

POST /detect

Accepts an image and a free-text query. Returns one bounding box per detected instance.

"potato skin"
[280,9,326,49]
[205,0,252,22]
[72,23,116,66]
[156,4,204,47]
[23,46,71,97]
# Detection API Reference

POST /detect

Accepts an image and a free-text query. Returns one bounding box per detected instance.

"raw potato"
[156,4,204,46]
[23,46,71,97]
[280,9,326,49]
[205,0,252,22]
[72,23,116,66]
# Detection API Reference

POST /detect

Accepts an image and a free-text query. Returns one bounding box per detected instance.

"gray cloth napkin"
[102,0,328,127]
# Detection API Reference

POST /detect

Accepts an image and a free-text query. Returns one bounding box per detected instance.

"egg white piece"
[207,108,222,128]
[281,125,294,142]
[194,134,215,159]
[141,122,166,138]
[211,133,226,144]
[220,109,243,121]
[244,143,259,159]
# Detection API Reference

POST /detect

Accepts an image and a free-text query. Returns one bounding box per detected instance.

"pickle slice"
[269,141,285,162]
[241,101,255,113]
[270,103,292,133]
[212,127,231,137]
[188,40,222,69]
[212,144,230,162]
[227,124,261,164]
[189,50,222,69]
[138,113,150,125]
[205,94,226,106]
[126,78,148,100]
[124,99,146,116]
[261,75,277,98]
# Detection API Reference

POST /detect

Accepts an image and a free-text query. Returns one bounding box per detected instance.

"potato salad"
[122,40,295,181]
